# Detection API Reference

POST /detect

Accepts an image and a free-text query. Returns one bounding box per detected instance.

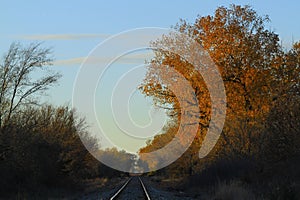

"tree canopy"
[139,4,300,174]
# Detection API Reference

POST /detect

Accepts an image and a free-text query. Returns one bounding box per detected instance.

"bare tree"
[0,42,61,127]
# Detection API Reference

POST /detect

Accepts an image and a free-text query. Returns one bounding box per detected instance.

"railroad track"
[110,177,151,200]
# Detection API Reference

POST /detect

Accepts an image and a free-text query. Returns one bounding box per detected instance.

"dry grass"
[211,181,256,200]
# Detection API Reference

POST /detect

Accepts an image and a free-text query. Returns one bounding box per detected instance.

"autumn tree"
[262,42,300,162]
[139,5,288,173]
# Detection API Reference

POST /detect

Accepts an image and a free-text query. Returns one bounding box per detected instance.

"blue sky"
[1,0,299,152]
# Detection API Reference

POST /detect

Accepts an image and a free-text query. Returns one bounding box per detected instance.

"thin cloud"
[53,57,86,66]
[53,52,155,66]
[17,33,110,40]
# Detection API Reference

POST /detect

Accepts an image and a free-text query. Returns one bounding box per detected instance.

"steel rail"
[109,176,151,200]
[110,177,132,200]
[138,177,151,200]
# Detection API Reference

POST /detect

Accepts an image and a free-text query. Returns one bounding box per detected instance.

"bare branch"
[0,42,60,126]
